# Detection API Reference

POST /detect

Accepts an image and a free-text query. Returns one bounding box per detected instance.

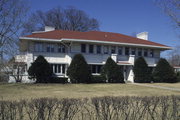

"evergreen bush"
[28,55,53,83]
[101,57,124,83]
[153,58,177,83]
[67,54,91,83]
[133,57,151,83]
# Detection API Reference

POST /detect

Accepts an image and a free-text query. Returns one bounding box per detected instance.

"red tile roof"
[24,30,169,48]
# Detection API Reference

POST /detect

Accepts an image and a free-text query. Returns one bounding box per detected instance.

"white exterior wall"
[10,40,163,83]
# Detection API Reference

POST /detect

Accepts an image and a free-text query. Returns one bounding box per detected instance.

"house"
[174,66,180,72]
[9,26,171,83]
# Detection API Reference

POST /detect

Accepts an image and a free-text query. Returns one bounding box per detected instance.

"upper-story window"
[35,43,43,52]
[138,48,142,56]
[89,45,94,53]
[131,48,136,55]
[144,49,148,57]
[150,49,154,57]
[125,47,129,55]
[58,44,65,53]
[81,44,86,53]
[103,46,109,54]
[111,46,116,54]
[47,44,54,52]
[96,45,101,54]
[118,47,122,55]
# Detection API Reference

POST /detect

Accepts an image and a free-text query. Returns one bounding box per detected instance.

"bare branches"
[1,96,179,120]
[22,7,100,35]
[155,0,180,28]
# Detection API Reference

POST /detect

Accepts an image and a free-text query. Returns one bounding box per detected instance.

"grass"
[0,83,180,100]
[145,83,180,89]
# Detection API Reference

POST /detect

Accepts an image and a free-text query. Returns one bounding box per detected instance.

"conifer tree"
[101,57,124,83]
[133,57,151,83]
[67,54,91,83]
[28,55,53,83]
[153,58,177,83]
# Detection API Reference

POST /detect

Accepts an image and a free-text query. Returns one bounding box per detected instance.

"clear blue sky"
[29,0,179,56]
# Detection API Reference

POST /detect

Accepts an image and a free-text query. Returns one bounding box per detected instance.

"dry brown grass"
[0,83,180,100]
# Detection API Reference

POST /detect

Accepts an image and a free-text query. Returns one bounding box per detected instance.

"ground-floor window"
[51,64,66,74]
[89,65,102,74]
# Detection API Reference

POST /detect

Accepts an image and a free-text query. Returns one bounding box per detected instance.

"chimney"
[45,26,55,32]
[136,32,148,40]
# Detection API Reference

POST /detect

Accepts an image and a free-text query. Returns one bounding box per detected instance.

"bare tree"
[0,0,28,59]
[167,45,180,66]
[4,57,26,82]
[155,0,180,28]
[22,7,99,35]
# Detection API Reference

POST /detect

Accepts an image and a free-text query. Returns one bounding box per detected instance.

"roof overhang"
[20,37,172,50]
[61,38,172,50]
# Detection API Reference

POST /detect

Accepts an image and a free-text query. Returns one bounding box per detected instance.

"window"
[131,48,136,55]
[144,49,148,57]
[58,44,65,53]
[150,49,154,57]
[125,47,129,55]
[51,64,66,74]
[118,47,122,55]
[81,44,86,53]
[47,44,54,52]
[90,65,102,74]
[103,46,109,54]
[111,46,116,54]
[35,43,43,52]
[96,45,101,54]
[138,48,142,56]
[89,45,94,53]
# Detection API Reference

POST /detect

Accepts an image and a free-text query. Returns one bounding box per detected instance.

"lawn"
[145,83,180,89]
[0,83,180,100]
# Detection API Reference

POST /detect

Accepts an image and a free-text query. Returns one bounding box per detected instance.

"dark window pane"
[97,65,102,73]
[62,64,65,74]
[81,44,86,53]
[131,48,136,55]
[125,47,129,55]
[92,65,96,73]
[89,45,94,53]
[97,45,101,54]
[111,46,116,54]
[118,47,122,55]
[144,49,148,57]
[138,48,142,56]
[104,46,109,54]
[150,49,154,57]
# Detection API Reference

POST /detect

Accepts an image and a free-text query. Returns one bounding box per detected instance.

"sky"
[29,0,180,57]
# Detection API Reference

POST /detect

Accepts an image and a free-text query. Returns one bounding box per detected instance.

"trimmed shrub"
[133,57,151,83]
[176,72,180,82]
[67,54,91,83]
[101,57,124,83]
[153,58,177,83]
[28,55,53,83]
[91,75,106,83]
[50,77,68,83]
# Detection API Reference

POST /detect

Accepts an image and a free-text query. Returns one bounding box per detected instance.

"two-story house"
[10,26,171,83]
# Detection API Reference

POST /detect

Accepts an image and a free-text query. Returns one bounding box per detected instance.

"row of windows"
[50,64,66,74]
[35,43,65,53]
[89,65,102,74]
[81,44,154,57]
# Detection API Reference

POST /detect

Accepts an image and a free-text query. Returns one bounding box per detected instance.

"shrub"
[67,54,91,83]
[153,58,177,83]
[50,77,68,83]
[91,75,106,83]
[176,72,180,82]
[133,57,151,83]
[101,57,124,83]
[28,55,53,83]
